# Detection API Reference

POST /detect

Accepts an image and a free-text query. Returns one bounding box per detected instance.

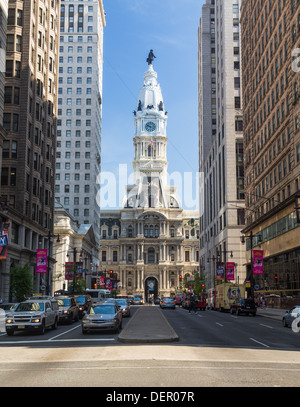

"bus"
[86,289,111,303]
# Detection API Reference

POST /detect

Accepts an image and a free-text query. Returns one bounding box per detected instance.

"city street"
[0,305,300,387]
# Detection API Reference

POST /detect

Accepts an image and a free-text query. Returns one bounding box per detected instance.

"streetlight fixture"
[240,231,262,299]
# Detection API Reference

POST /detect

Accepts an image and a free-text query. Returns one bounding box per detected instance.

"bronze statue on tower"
[146,49,156,65]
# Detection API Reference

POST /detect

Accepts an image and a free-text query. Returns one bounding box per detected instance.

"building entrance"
[144,277,158,303]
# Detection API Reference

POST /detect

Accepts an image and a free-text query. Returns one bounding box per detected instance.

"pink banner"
[226,262,235,281]
[36,249,47,274]
[65,262,74,280]
[253,250,264,275]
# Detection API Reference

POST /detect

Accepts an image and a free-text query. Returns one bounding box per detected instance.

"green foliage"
[183,272,206,295]
[9,264,33,302]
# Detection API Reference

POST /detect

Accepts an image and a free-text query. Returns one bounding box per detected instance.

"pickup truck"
[6,297,59,335]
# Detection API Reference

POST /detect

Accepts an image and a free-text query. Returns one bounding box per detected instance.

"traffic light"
[110,270,113,275]
[275,274,278,281]
[179,274,182,281]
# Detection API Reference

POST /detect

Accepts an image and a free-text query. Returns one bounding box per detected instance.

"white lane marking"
[0,338,116,345]
[259,323,274,329]
[49,324,81,340]
[216,322,223,327]
[249,338,270,348]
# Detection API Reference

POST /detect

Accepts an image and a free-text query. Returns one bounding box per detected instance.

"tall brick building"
[241,0,300,304]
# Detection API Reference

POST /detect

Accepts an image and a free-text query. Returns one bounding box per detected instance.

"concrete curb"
[118,306,179,344]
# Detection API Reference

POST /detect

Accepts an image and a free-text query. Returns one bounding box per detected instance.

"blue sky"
[101,0,205,209]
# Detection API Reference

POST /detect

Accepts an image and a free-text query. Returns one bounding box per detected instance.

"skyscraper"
[198,0,246,291]
[241,0,300,301]
[1,0,60,298]
[55,0,105,245]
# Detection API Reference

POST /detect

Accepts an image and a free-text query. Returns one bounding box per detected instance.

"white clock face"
[145,121,156,132]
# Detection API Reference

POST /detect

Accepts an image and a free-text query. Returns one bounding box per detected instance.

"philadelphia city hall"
[100,51,199,301]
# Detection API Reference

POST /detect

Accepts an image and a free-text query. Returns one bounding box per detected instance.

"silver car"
[282,306,300,328]
[160,297,176,309]
[115,299,131,317]
[82,303,123,334]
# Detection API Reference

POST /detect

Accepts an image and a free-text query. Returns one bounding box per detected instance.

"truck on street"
[214,283,245,312]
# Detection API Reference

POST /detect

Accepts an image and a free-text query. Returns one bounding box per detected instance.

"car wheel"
[52,317,58,330]
[237,309,241,316]
[6,330,14,336]
[40,320,46,334]
[282,318,288,327]
[74,312,79,322]
[82,328,88,334]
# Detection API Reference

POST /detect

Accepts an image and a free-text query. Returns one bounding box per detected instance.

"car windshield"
[75,296,85,304]
[89,305,115,315]
[116,300,127,306]
[15,302,44,312]
[57,299,71,307]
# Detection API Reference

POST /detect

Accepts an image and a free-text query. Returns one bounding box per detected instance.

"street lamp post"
[241,231,262,299]
[46,231,60,296]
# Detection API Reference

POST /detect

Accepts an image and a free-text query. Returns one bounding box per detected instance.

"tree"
[10,264,33,301]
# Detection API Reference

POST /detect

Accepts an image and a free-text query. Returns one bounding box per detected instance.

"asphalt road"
[0,306,300,388]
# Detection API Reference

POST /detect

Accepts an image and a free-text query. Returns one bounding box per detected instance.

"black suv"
[230,299,257,316]
[56,296,80,324]
[74,294,93,319]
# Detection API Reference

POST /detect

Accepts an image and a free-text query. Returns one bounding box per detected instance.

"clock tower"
[126,52,176,209]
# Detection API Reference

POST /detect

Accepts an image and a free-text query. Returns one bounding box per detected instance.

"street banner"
[76,262,83,279]
[36,249,47,274]
[148,279,155,292]
[0,222,10,260]
[253,250,264,275]
[99,277,105,287]
[216,262,225,280]
[65,262,74,280]
[226,262,235,281]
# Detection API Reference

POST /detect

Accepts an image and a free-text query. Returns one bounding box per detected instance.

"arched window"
[148,145,152,157]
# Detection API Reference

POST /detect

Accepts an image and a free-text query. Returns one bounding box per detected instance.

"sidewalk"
[256,307,287,321]
[118,305,179,343]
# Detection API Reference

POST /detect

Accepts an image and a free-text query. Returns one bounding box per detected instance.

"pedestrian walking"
[189,295,196,313]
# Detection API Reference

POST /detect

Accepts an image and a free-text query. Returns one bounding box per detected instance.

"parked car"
[154,298,161,305]
[5,297,59,335]
[0,303,18,314]
[230,298,257,316]
[127,297,134,305]
[74,294,93,319]
[282,306,300,328]
[82,302,123,334]
[160,297,176,309]
[132,297,143,305]
[56,296,80,324]
[115,299,130,317]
